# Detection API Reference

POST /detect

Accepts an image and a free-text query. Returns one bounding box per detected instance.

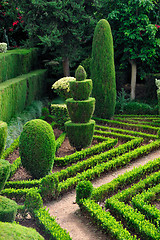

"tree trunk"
[129,59,137,100]
[62,57,70,77]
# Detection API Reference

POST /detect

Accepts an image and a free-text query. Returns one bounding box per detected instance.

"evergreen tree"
[90,19,116,119]
[11,0,97,76]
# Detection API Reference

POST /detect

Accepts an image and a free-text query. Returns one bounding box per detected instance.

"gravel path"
[45,149,160,240]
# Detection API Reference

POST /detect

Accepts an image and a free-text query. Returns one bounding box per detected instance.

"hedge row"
[55,137,118,166]
[131,184,160,228]
[91,157,160,202]
[105,197,160,240]
[94,129,134,141]
[0,48,39,83]
[81,199,137,240]
[93,117,159,134]
[95,125,158,140]
[0,69,46,122]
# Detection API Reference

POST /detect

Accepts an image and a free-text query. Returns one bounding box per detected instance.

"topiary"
[19,119,56,179]
[0,121,7,158]
[90,19,116,119]
[76,180,93,206]
[65,65,95,150]
[0,221,44,240]
[0,196,18,222]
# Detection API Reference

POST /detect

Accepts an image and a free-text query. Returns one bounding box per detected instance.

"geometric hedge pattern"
[1,115,160,240]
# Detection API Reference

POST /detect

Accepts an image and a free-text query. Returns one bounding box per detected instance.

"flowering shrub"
[52,77,75,99]
[0,1,25,47]
[0,42,7,53]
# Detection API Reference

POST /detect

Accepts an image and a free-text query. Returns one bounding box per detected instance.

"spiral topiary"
[19,119,56,179]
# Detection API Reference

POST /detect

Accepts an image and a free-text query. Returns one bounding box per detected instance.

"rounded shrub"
[40,174,59,201]
[24,189,43,215]
[19,119,56,179]
[70,79,92,100]
[0,196,18,222]
[76,180,93,205]
[75,65,87,81]
[65,120,95,150]
[0,159,10,192]
[0,221,44,240]
[66,97,95,123]
[0,121,7,158]
[90,19,116,119]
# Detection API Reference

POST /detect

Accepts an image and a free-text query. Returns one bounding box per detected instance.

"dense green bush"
[40,174,59,201]
[76,180,93,205]
[0,121,7,157]
[90,19,116,119]
[50,104,70,130]
[0,195,18,222]
[24,189,43,215]
[19,119,56,179]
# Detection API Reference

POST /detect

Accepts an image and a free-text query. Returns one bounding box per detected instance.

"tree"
[11,0,97,76]
[90,19,116,119]
[98,0,160,100]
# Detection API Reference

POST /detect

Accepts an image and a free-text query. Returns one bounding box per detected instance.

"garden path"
[45,148,160,240]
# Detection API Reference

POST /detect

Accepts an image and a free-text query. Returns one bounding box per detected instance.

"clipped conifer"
[90,19,116,119]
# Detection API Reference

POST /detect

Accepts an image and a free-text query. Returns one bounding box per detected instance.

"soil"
[4,128,160,240]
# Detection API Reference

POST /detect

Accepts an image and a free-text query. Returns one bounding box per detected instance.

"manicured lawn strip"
[34,207,72,240]
[80,199,138,240]
[93,117,159,134]
[94,129,134,141]
[91,157,160,202]
[95,125,157,140]
[105,198,160,240]
[58,140,160,194]
[131,184,160,228]
[55,138,118,166]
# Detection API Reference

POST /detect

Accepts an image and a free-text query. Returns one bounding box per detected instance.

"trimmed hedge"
[0,121,7,157]
[0,48,39,83]
[0,69,47,122]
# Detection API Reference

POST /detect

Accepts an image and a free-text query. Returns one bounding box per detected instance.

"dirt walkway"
[45,149,160,240]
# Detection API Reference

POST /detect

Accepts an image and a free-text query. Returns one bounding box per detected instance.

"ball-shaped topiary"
[90,19,116,119]
[19,119,56,179]
[75,65,87,81]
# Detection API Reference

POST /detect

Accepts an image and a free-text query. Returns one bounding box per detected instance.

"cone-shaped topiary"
[75,65,87,81]
[90,19,116,119]
[19,119,56,179]
[0,121,7,158]
[65,65,95,150]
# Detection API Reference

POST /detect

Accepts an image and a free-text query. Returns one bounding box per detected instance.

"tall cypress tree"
[90,19,116,119]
